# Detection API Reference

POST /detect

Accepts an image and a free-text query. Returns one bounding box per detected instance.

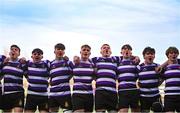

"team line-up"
[0,43,179,113]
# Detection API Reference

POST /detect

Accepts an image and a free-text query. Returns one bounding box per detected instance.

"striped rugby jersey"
[25,60,50,96]
[73,60,95,94]
[2,59,25,94]
[92,57,118,93]
[163,61,180,95]
[117,57,139,91]
[49,59,73,97]
[0,55,6,94]
[138,63,160,97]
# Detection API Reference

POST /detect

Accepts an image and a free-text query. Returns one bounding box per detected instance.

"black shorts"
[95,90,118,111]
[25,94,49,111]
[140,96,160,111]
[118,89,140,109]
[0,94,3,109]
[49,95,72,110]
[164,95,180,112]
[72,93,94,112]
[2,92,24,110]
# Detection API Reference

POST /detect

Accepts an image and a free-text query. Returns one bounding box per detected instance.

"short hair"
[142,47,155,56]
[121,44,132,50]
[166,46,179,57]
[32,48,43,55]
[81,44,91,50]
[54,43,65,50]
[11,44,20,52]
[101,44,110,49]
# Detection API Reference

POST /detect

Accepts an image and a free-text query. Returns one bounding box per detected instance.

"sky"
[0,0,180,63]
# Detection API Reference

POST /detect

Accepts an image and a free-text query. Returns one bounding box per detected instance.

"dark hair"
[121,44,132,50]
[32,48,43,55]
[81,44,91,49]
[101,44,110,49]
[165,46,179,57]
[55,43,65,50]
[142,47,155,56]
[11,44,20,52]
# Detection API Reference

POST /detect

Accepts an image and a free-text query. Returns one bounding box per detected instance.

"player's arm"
[155,60,168,73]
[22,60,28,79]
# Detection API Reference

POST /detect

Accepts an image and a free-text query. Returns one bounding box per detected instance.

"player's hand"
[63,56,69,61]
[19,57,26,64]
[133,56,140,64]
[3,57,10,64]
[155,66,162,73]
[73,56,80,64]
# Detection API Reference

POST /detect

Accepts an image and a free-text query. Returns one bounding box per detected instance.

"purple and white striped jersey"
[163,62,180,95]
[73,60,95,94]
[0,55,6,94]
[92,57,118,93]
[2,59,25,94]
[49,59,73,97]
[25,60,50,96]
[117,58,138,91]
[138,63,160,97]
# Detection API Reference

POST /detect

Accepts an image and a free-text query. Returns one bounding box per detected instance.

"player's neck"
[168,59,178,64]
[81,57,88,61]
[144,61,153,65]
[55,57,63,60]
[10,57,18,62]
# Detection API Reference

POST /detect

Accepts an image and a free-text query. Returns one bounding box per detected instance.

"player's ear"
[109,50,112,55]
[31,56,33,59]
[143,55,145,59]
[130,51,132,55]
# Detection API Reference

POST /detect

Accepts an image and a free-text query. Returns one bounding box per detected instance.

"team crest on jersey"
[65,101,69,107]
[51,65,56,69]
[100,59,105,62]
[16,64,21,68]
[62,63,66,67]
[142,68,147,71]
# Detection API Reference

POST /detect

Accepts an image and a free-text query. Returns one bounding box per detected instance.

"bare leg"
[25,110,36,113]
[73,109,84,113]
[49,107,59,113]
[13,107,23,113]
[119,108,128,113]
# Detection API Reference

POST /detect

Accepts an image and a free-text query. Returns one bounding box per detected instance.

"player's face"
[54,48,65,59]
[80,47,91,61]
[100,45,112,57]
[121,48,132,59]
[9,47,20,60]
[167,51,178,62]
[31,52,43,63]
[144,52,155,64]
